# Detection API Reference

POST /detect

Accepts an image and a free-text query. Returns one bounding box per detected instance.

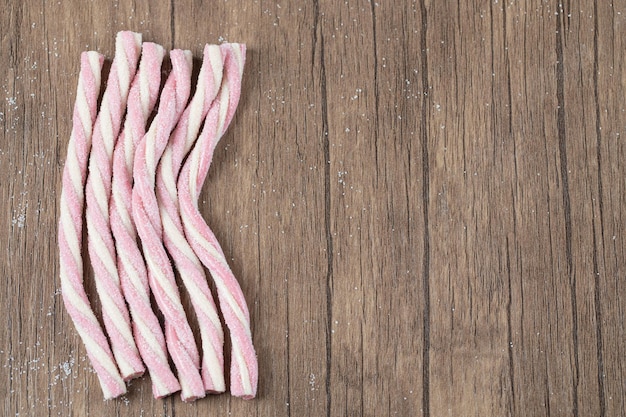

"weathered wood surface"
[1,1,625,416]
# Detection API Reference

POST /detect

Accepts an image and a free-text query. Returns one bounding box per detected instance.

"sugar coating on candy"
[59,50,126,400]
[156,44,226,394]
[61,36,256,403]
[111,41,182,398]
[178,43,258,399]
[85,30,145,381]
[132,49,205,402]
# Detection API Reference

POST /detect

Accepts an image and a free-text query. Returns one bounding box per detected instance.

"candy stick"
[178,44,258,399]
[133,50,205,401]
[85,31,145,380]
[58,51,126,399]
[156,45,225,393]
[110,42,181,398]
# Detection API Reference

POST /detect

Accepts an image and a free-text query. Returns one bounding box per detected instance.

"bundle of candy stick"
[58,31,257,401]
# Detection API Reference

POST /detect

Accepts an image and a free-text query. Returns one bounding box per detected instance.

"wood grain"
[1,0,625,416]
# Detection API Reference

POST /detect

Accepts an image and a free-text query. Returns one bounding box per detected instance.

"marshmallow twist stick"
[156,45,225,393]
[59,51,127,400]
[110,42,181,398]
[178,44,258,399]
[85,31,145,380]
[133,50,205,401]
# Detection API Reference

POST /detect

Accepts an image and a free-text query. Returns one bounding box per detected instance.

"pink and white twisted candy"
[178,44,258,399]
[59,51,126,399]
[132,50,205,401]
[156,44,225,393]
[110,42,181,398]
[85,31,145,381]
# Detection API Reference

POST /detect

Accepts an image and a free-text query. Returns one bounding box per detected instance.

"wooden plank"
[317,1,427,416]
[426,1,508,415]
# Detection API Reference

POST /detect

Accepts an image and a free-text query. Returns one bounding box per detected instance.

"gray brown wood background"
[1,0,625,416]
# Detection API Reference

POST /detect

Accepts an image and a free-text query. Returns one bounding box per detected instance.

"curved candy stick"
[156,44,225,393]
[178,44,258,399]
[85,31,145,381]
[59,51,127,399]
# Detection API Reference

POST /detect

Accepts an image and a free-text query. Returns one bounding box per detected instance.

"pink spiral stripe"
[132,50,205,401]
[85,31,145,381]
[156,44,226,393]
[110,42,181,398]
[178,44,258,399]
[58,51,126,399]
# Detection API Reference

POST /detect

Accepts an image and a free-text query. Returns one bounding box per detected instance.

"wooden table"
[2,1,625,416]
